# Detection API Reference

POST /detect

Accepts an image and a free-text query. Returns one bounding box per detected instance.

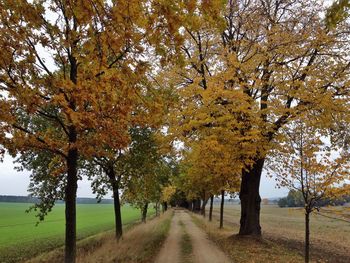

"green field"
[0,202,151,263]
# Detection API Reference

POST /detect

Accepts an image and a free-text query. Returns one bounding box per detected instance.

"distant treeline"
[278,190,350,208]
[0,195,113,204]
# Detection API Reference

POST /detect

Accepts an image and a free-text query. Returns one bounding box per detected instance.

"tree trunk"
[239,158,265,236]
[65,39,78,263]
[209,195,214,222]
[107,169,123,240]
[188,201,192,211]
[65,148,78,263]
[201,198,208,217]
[220,190,225,229]
[155,202,159,216]
[305,211,310,263]
[141,203,148,223]
[113,185,122,240]
[162,201,168,213]
[193,198,201,213]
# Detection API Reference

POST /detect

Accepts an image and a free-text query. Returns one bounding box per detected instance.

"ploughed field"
[212,204,350,262]
[0,202,149,263]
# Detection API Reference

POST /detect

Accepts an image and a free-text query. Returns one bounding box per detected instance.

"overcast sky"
[0,153,288,199]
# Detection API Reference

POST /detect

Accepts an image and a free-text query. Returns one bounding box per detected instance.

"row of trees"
[0,1,177,262]
[157,1,350,263]
[278,190,350,208]
[1,1,350,263]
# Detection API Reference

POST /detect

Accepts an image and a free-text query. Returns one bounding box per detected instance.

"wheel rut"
[155,209,232,263]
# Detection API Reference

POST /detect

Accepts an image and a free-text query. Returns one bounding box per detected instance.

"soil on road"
[154,210,182,263]
[155,209,231,263]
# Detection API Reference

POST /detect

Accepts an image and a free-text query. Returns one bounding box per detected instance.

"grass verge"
[27,210,173,263]
[191,213,305,263]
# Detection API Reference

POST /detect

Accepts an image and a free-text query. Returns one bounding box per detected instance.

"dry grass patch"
[27,211,172,263]
[191,213,305,263]
[77,211,172,263]
[211,205,350,262]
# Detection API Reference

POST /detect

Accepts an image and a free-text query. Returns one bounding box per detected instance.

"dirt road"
[155,209,231,263]
[154,211,181,263]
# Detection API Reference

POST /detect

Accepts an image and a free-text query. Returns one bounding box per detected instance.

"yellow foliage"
[161,185,177,203]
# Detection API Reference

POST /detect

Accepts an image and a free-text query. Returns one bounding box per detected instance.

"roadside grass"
[178,220,193,263]
[0,203,154,263]
[71,210,173,263]
[25,220,140,263]
[211,204,350,262]
[191,213,305,263]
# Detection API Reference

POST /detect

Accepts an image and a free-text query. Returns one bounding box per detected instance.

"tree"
[277,190,304,208]
[208,194,214,222]
[0,1,149,261]
[122,127,171,222]
[16,150,66,221]
[161,185,177,211]
[220,0,350,236]
[82,153,125,240]
[267,119,350,263]
[159,0,350,236]
[82,78,165,240]
[178,134,240,229]
[326,0,350,27]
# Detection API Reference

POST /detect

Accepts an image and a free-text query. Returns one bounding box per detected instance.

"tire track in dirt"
[154,210,181,263]
[155,209,232,263]
[179,211,232,263]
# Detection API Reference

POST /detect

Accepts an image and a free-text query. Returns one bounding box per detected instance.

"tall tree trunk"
[239,158,265,236]
[209,195,214,222]
[113,184,122,240]
[220,190,225,229]
[141,203,148,223]
[305,211,310,263]
[107,169,123,240]
[65,147,78,263]
[66,40,78,263]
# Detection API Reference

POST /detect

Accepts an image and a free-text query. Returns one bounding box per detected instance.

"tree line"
[277,190,350,208]
[0,195,114,204]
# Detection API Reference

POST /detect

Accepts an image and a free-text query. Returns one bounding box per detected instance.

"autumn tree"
[156,0,350,236]
[216,0,350,236]
[180,135,240,227]
[82,78,165,240]
[161,185,177,211]
[267,119,350,263]
[155,0,258,224]
[0,1,150,261]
